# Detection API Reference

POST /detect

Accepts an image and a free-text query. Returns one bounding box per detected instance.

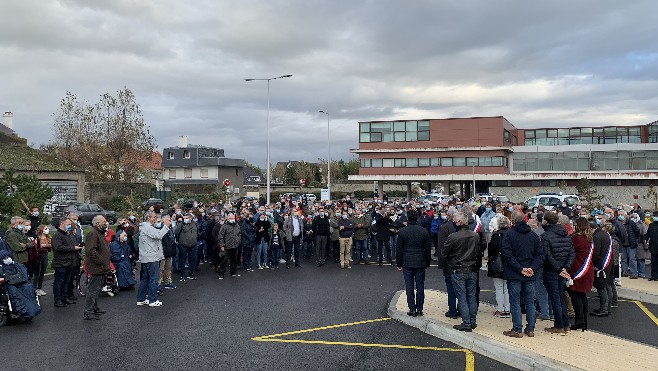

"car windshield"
[89,203,102,211]
[526,198,538,208]
[496,196,509,203]
[565,196,579,206]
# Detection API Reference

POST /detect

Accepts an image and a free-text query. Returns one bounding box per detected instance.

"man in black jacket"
[442,212,480,332]
[590,217,613,316]
[396,210,432,317]
[501,211,544,338]
[311,207,330,267]
[51,218,83,307]
[437,212,458,318]
[375,207,393,266]
[541,211,575,334]
[646,211,658,281]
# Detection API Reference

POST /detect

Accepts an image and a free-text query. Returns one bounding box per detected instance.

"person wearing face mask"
[217,213,242,278]
[51,218,83,308]
[22,220,39,282]
[479,203,496,248]
[618,210,640,279]
[374,207,394,266]
[33,225,52,296]
[137,213,171,307]
[174,213,199,281]
[6,216,28,265]
[26,207,40,239]
[0,250,41,319]
[110,231,136,290]
[283,208,304,269]
[255,211,272,269]
[352,208,370,264]
[337,211,355,269]
[645,211,658,282]
[630,212,649,279]
[83,215,112,320]
[240,213,257,272]
[311,208,330,267]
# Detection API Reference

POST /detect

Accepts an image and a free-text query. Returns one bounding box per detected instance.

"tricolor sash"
[595,232,613,278]
[472,218,481,233]
[572,243,594,281]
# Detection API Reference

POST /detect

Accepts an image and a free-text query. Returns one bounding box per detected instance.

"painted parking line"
[619,299,658,327]
[252,317,474,371]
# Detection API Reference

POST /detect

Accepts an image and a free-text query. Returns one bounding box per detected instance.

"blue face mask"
[342,214,348,219]
[508,207,513,212]
[595,218,601,225]
[122,236,128,242]
[156,222,163,228]
[33,211,39,217]
[653,217,658,222]
[17,224,24,231]
[485,207,492,212]
[441,215,447,220]
[65,225,72,232]
[618,215,625,221]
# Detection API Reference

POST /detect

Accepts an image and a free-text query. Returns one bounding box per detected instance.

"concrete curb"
[388,290,582,371]
[616,287,658,305]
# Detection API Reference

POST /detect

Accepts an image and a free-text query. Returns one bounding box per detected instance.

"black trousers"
[568,289,588,327]
[287,235,301,266]
[84,274,104,314]
[218,249,239,277]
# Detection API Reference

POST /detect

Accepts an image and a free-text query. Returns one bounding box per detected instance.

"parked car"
[415,193,447,203]
[468,193,509,205]
[525,193,580,211]
[142,198,165,213]
[51,203,117,226]
[280,193,301,202]
[302,193,317,203]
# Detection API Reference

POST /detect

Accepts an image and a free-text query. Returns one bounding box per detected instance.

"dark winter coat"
[109,239,136,288]
[436,221,456,272]
[337,217,355,238]
[501,221,544,281]
[311,216,330,237]
[240,220,257,247]
[51,228,79,268]
[0,253,40,318]
[218,222,242,250]
[623,219,640,249]
[442,225,480,274]
[568,234,594,293]
[162,229,177,259]
[540,223,575,273]
[396,223,432,268]
[487,228,509,279]
[646,222,658,254]
[375,213,392,241]
[175,222,198,248]
[5,228,28,264]
[84,227,111,275]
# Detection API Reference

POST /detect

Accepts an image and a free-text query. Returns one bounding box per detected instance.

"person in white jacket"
[136,213,171,307]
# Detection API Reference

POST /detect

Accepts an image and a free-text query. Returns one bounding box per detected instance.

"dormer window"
[184,150,190,159]
[168,152,174,159]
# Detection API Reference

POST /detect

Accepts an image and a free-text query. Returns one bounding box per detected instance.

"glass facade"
[360,120,430,143]
[649,121,658,143]
[513,151,658,171]
[523,126,642,146]
[361,156,506,168]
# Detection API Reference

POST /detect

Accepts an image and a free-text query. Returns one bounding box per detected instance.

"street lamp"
[319,110,330,200]
[245,74,293,205]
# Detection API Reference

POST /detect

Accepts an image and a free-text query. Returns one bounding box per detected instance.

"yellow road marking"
[252,317,475,371]
[633,301,658,327]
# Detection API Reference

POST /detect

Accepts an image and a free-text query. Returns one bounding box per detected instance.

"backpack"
[0,234,14,259]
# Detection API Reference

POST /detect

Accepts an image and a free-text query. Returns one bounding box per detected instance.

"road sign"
[321,188,329,201]
[300,178,306,186]
[224,179,231,187]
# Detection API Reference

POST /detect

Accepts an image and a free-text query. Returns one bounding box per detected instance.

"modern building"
[162,136,245,194]
[349,116,658,205]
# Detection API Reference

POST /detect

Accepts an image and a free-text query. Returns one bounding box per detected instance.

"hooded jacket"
[240,219,257,247]
[541,223,575,273]
[501,221,544,281]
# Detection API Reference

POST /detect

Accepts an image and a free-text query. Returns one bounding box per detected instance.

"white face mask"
[24,225,31,232]
[44,228,50,235]
[2,257,13,265]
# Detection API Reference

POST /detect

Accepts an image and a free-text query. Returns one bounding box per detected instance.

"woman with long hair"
[34,225,52,296]
[487,215,511,318]
[568,217,595,331]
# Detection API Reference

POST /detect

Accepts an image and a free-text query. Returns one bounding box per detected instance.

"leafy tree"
[0,169,54,228]
[575,178,603,207]
[647,184,658,210]
[50,87,156,183]
[244,161,263,176]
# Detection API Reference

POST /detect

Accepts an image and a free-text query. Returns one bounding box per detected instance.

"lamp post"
[245,74,293,205]
[319,110,330,200]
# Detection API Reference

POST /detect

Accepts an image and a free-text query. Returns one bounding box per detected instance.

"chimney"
[177,135,188,147]
[3,112,12,130]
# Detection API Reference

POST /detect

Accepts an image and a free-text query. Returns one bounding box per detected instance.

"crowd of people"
[1,193,657,326]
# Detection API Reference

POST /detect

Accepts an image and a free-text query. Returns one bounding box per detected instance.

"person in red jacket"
[568,217,595,331]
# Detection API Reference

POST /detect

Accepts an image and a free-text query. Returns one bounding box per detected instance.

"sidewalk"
[616,276,658,305]
[389,289,658,371]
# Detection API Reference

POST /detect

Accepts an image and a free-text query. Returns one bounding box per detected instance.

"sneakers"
[493,310,503,318]
[137,299,149,306]
[186,276,197,281]
[500,311,511,318]
[258,265,264,270]
[218,276,224,280]
[36,289,47,296]
[83,313,101,321]
[148,300,163,307]
[164,283,177,290]
[231,274,241,277]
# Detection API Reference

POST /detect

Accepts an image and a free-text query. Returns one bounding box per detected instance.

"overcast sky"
[1,0,657,168]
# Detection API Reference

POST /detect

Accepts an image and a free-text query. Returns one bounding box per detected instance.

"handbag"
[487,255,503,277]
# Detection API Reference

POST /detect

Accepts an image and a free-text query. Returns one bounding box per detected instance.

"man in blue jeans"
[136,213,171,307]
[501,211,545,338]
[442,212,480,332]
[437,213,458,318]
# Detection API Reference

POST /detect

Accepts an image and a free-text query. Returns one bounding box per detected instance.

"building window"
[183,150,190,159]
[406,158,418,167]
[184,168,192,179]
[441,158,453,167]
[466,157,478,166]
[359,120,430,143]
[383,159,394,168]
[371,159,383,168]
[200,168,209,179]
[168,169,176,179]
[361,159,371,168]
[394,159,405,167]
[168,152,174,160]
[418,158,430,167]
[453,157,466,166]
[430,158,440,167]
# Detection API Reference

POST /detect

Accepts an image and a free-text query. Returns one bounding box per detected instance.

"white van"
[525,193,579,211]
